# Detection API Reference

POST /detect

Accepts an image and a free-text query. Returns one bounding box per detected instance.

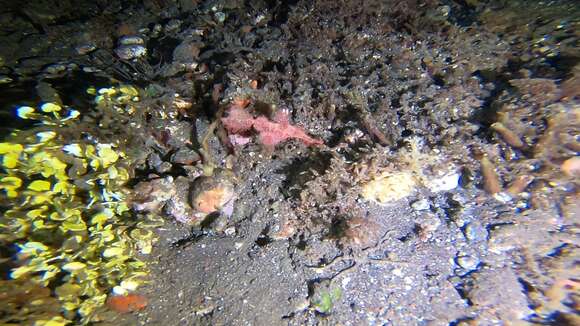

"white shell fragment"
[424,169,460,193]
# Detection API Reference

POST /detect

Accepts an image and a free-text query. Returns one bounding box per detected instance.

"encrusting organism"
[221,99,323,151]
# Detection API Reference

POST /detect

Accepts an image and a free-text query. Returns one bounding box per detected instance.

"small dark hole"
[255,235,273,247]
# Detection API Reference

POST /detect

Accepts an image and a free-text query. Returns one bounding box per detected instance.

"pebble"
[115,45,147,60]
[462,222,488,243]
[156,161,173,174]
[417,213,441,240]
[82,66,100,73]
[171,148,200,165]
[165,19,182,33]
[0,74,13,84]
[341,276,351,288]
[411,199,430,211]
[44,63,67,75]
[195,305,215,316]
[147,153,163,170]
[173,40,201,62]
[75,44,96,55]
[214,12,226,23]
[119,35,145,46]
[561,156,580,177]
[456,255,480,272]
[224,227,236,236]
[151,24,163,38]
[190,172,235,216]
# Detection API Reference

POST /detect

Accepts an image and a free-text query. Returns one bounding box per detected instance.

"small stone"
[462,222,488,243]
[172,40,201,62]
[156,161,173,174]
[119,35,145,46]
[561,156,580,177]
[0,74,13,84]
[171,148,200,165]
[224,227,236,236]
[75,44,96,55]
[493,192,512,203]
[214,12,226,23]
[115,45,147,60]
[411,199,430,211]
[132,177,176,212]
[190,170,236,217]
[44,63,67,75]
[151,23,163,37]
[82,66,100,73]
[416,212,441,241]
[456,255,480,271]
[147,153,163,170]
[194,304,215,316]
[165,19,182,33]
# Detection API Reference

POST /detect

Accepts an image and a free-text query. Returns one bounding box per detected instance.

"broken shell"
[423,168,460,193]
[190,172,235,216]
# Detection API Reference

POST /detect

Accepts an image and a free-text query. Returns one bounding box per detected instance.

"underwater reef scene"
[0,0,578,325]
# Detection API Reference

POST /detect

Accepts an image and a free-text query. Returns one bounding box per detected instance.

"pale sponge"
[361,171,416,204]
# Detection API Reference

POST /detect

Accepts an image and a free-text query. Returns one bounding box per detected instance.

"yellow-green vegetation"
[312,287,342,315]
[0,85,163,325]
